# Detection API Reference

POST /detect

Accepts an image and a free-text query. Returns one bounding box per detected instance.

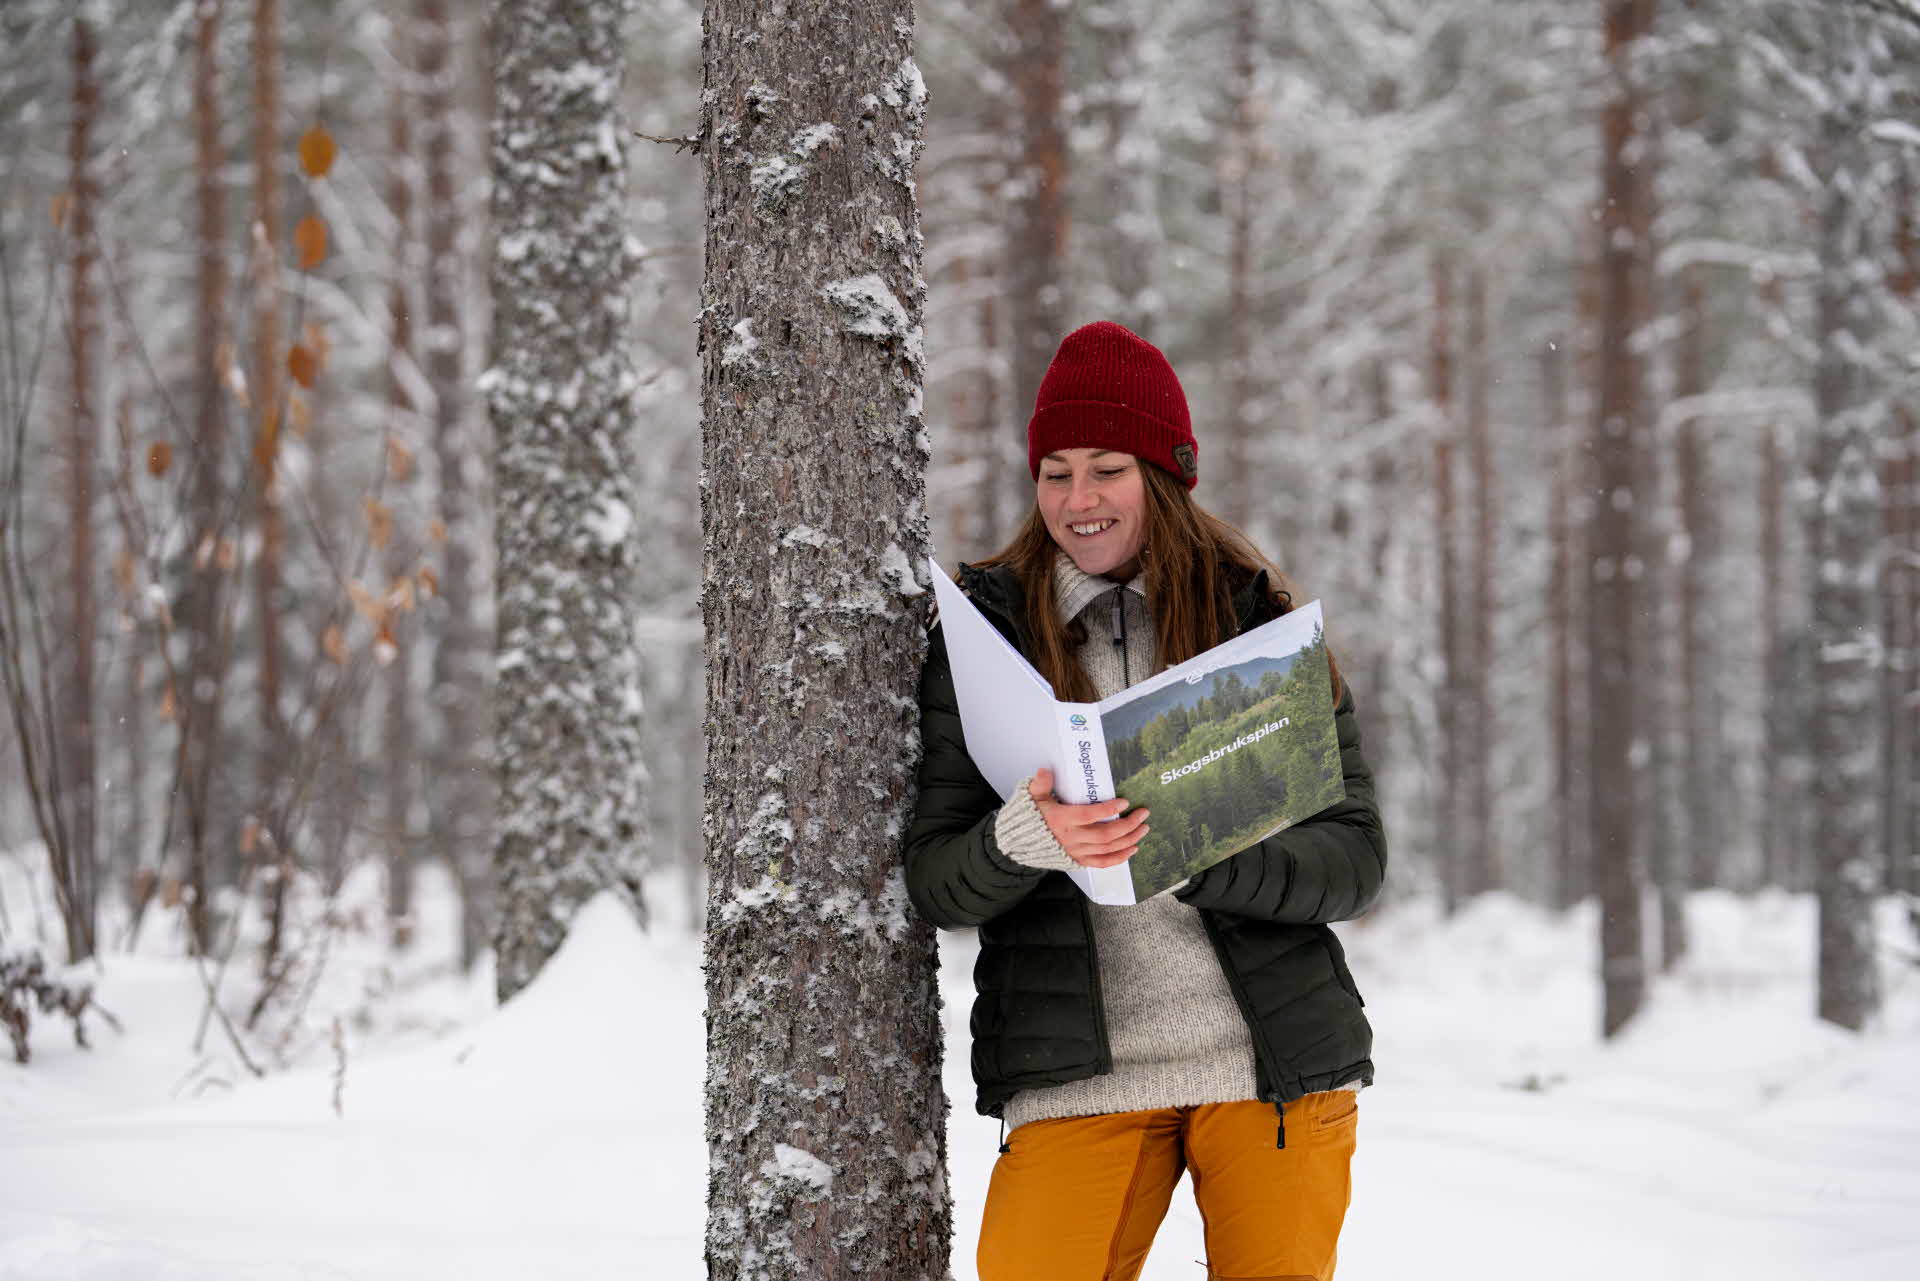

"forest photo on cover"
[0,1,1918,1279]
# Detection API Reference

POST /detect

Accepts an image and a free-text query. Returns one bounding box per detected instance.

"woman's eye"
[1096,468,1127,478]
[1043,473,1070,483]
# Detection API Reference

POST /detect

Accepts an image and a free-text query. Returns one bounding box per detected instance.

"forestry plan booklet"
[928,560,1346,906]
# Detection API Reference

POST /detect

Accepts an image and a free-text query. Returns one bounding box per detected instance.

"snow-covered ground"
[2,849,1916,1280]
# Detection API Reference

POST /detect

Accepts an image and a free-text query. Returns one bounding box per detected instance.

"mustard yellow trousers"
[977,1092,1358,1281]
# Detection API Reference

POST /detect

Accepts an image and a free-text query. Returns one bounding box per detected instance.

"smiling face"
[1037,448,1148,579]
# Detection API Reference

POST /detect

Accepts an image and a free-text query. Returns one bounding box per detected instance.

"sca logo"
[1068,714,1089,730]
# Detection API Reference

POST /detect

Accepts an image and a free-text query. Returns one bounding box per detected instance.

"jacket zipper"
[1111,586,1130,687]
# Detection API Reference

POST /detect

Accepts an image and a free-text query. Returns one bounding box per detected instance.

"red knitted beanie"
[1026,321,1198,489]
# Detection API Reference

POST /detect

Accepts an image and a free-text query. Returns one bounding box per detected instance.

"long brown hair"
[973,463,1342,703]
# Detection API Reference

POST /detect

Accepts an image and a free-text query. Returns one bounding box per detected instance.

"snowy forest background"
[2,0,1919,1278]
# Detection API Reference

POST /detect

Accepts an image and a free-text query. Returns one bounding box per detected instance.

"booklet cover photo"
[929,561,1345,905]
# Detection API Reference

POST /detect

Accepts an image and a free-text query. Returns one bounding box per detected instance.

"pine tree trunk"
[1004,0,1068,521]
[1430,254,1463,913]
[385,48,418,950]
[1221,0,1258,533]
[487,0,649,1001]
[1884,159,1917,901]
[1760,414,1792,889]
[420,0,492,969]
[251,0,286,893]
[1081,0,1158,333]
[1545,335,1581,910]
[62,13,101,963]
[1591,0,1657,1038]
[182,0,229,955]
[1465,268,1494,899]
[1810,19,1883,1032]
[699,4,949,1275]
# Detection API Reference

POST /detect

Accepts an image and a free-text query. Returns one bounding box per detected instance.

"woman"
[904,321,1386,1281]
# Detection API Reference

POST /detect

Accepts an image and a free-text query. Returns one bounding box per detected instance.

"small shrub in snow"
[1,945,113,1064]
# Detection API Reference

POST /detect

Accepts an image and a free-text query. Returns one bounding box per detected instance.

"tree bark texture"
[1811,18,1884,1032]
[487,0,649,1001]
[699,4,949,1276]
[1591,0,1656,1039]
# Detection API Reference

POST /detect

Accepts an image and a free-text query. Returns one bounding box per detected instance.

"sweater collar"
[1051,551,1146,623]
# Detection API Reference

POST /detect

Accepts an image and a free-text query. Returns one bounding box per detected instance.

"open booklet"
[928,558,1345,905]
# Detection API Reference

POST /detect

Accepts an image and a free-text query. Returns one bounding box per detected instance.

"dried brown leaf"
[288,344,318,389]
[159,680,179,723]
[147,440,173,476]
[298,125,338,178]
[416,565,440,599]
[346,580,384,626]
[322,623,349,665]
[387,436,414,482]
[364,498,393,551]
[293,214,328,270]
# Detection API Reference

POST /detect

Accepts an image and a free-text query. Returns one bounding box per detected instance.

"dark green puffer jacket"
[904,562,1386,1118]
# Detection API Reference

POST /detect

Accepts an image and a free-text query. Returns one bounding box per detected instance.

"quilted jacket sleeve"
[903,624,1049,928]
[1173,684,1386,924]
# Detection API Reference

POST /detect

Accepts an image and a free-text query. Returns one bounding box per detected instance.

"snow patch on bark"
[581,495,634,552]
[722,318,763,376]
[821,274,925,370]
[878,542,924,596]
[761,1143,834,1193]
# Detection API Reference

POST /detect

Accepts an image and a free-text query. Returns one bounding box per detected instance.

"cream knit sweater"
[991,557,1260,1130]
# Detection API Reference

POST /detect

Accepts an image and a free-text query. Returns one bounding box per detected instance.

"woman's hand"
[1027,767,1149,868]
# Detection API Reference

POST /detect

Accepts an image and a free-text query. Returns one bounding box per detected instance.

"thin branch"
[632,129,703,154]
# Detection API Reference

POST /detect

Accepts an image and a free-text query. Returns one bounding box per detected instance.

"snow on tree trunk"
[486,0,649,1002]
[1811,12,1885,1033]
[698,3,949,1276]
[1591,0,1656,1039]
